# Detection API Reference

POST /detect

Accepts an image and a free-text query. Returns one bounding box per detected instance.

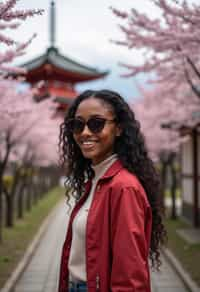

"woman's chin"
[81,150,97,161]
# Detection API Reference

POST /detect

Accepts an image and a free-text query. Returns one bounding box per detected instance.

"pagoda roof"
[21,47,108,83]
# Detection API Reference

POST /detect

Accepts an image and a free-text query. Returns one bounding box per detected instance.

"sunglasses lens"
[73,119,85,134]
[67,119,84,134]
[88,118,105,133]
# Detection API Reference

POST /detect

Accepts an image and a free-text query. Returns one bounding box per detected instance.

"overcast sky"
[11,0,196,101]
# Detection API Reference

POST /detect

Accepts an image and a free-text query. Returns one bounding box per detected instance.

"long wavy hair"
[59,89,167,270]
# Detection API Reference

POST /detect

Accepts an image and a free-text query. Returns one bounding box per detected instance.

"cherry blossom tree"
[0,80,36,233]
[132,80,200,218]
[0,0,43,73]
[112,0,200,98]
[0,84,60,229]
[0,0,44,242]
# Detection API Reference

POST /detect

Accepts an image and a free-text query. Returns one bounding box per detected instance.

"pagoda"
[20,1,108,113]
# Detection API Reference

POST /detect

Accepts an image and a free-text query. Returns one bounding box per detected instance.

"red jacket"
[58,160,152,292]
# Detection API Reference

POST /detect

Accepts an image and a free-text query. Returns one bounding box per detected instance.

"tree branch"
[184,66,200,99]
[186,56,200,80]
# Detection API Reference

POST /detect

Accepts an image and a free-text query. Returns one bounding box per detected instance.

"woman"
[58,89,166,292]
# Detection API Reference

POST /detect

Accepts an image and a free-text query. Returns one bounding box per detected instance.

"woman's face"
[73,97,121,165]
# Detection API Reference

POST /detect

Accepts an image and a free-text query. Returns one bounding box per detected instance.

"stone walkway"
[151,258,189,292]
[12,202,189,292]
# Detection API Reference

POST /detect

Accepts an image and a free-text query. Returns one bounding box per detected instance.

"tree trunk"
[160,160,168,212]
[16,175,28,219]
[0,183,3,243]
[0,136,12,241]
[5,195,14,227]
[32,182,39,205]
[17,188,24,219]
[26,189,31,212]
[168,153,177,219]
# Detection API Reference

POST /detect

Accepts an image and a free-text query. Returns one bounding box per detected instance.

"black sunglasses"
[66,117,116,134]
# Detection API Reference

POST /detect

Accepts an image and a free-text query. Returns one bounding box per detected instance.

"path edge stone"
[162,247,200,292]
[0,198,64,292]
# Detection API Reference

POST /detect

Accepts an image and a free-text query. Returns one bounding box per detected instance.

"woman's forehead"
[75,97,114,116]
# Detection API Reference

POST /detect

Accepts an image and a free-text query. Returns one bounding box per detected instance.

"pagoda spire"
[50,1,56,47]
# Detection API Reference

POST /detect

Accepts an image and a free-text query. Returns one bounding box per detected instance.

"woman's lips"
[80,141,97,150]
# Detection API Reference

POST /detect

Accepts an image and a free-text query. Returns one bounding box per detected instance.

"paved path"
[13,202,189,292]
[151,258,189,292]
[12,201,67,292]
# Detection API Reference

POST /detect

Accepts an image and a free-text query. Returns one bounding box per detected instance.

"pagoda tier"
[33,78,77,105]
[21,47,108,84]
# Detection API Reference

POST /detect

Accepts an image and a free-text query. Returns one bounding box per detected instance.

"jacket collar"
[99,159,123,180]
[84,159,123,190]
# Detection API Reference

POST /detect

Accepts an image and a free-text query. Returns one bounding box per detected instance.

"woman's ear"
[116,125,122,137]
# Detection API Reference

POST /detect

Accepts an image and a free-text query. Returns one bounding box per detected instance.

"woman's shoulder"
[109,167,149,206]
[111,167,141,190]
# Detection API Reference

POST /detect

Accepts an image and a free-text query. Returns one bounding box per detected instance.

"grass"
[0,186,65,288]
[165,218,200,287]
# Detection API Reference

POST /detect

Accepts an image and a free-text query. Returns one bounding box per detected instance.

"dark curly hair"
[59,89,167,270]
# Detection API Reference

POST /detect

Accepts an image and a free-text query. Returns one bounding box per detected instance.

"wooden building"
[180,125,200,227]
[167,119,200,227]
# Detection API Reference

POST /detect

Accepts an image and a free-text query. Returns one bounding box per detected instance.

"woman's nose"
[80,124,93,136]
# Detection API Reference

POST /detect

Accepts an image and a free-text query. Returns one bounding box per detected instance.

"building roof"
[21,47,108,83]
